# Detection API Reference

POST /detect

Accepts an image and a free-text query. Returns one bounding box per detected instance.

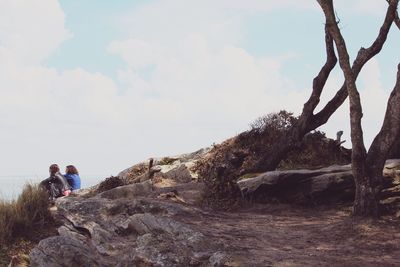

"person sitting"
[64,165,81,191]
[40,164,71,200]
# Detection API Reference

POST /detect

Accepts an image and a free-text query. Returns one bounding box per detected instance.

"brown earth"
[181,203,400,266]
[169,178,400,266]
[0,220,58,266]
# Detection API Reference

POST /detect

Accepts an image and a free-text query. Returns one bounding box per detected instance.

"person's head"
[66,165,79,175]
[49,164,60,175]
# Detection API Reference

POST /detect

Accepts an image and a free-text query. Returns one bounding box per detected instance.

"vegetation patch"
[197,111,351,207]
[97,176,125,193]
[0,183,57,265]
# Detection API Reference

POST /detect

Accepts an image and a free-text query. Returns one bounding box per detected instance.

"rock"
[30,235,106,267]
[209,251,229,266]
[157,164,193,183]
[237,160,400,204]
[238,165,354,204]
[383,159,400,180]
[30,183,222,267]
[118,148,211,184]
[98,181,154,200]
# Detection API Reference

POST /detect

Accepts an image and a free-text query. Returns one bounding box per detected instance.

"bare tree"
[250,0,399,173]
[317,0,400,217]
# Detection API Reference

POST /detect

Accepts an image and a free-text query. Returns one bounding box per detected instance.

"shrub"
[198,110,351,206]
[0,183,52,244]
[249,110,296,134]
[97,176,125,193]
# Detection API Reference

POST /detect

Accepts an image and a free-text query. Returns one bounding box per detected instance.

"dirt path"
[153,180,400,266]
[178,204,400,266]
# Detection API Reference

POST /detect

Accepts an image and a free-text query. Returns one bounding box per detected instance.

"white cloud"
[0,0,71,63]
[109,0,311,130]
[111,36,307,127]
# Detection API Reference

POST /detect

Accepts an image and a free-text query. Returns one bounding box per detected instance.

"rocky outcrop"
[30,184,225,267]
[118,148,210,185]
[30,148,228,267]
[238,165,354,204]
[237,159,400,204]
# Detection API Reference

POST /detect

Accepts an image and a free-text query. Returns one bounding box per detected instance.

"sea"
[0,175,106,200]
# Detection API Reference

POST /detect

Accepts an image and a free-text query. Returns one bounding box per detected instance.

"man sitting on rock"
[40,164,71,201]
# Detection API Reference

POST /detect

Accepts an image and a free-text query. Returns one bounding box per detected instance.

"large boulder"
[237,159,400,204]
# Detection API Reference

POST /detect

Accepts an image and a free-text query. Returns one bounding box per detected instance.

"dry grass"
[0,183,56,265]
[0,183,52,244]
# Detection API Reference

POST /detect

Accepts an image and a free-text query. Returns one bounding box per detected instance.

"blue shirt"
[64,173,81,190]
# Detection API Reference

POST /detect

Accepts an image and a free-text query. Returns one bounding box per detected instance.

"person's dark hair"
[66,165,79,175]
[49,164,60,175]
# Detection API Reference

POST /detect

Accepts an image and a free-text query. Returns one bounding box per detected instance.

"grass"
[0,183,56,266]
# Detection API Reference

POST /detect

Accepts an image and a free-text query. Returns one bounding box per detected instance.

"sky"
[0,0,399,183]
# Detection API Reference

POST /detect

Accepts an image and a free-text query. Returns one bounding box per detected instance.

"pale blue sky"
[46,1,400,90]
[0,0,399,191]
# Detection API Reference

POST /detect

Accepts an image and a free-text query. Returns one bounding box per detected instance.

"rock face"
[237,159,400,204]
[30,186,223,266]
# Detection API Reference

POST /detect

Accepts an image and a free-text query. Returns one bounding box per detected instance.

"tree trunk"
[353,173,379,217]
[318,0,400,217]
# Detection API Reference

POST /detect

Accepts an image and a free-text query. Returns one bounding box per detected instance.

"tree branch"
[309,0,399,131]
[299,26,337,121]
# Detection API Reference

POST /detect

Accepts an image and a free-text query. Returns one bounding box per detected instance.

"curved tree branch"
[300,26,337,121]
[309,0,399,131]
[250,26,337,172]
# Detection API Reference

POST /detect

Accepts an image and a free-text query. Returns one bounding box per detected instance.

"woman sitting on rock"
[64,165,81,191]
[40,164,71,200]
